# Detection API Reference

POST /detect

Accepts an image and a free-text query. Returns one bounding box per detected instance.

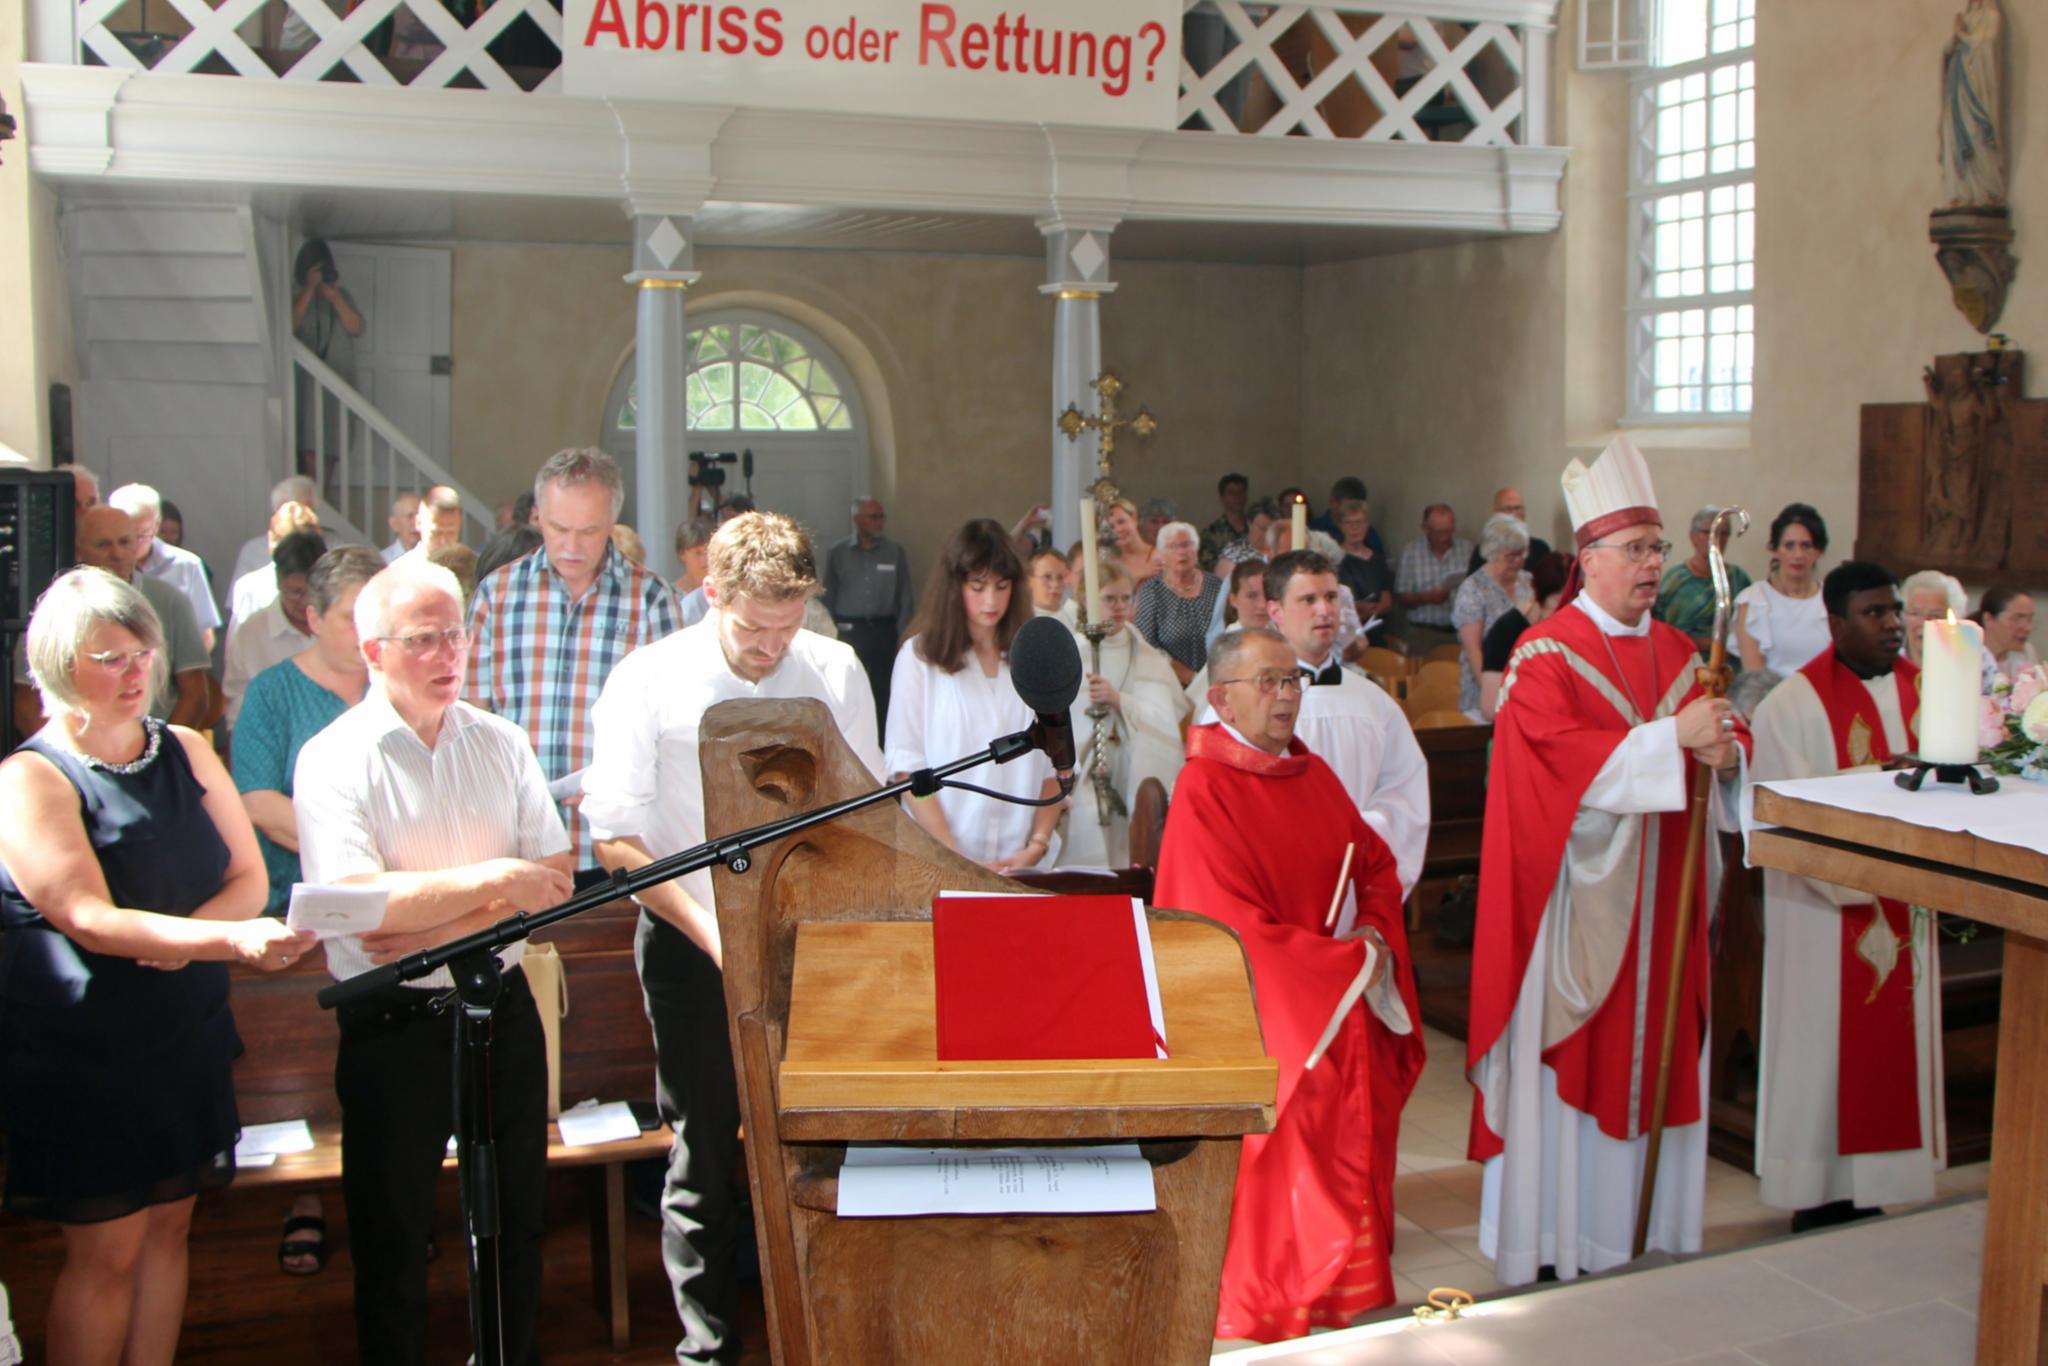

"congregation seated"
[1899,569,1966,669]
[1465,487,1552,572]
[1203,556,1268,655]
[1655,504,1754,654]
[1213,496,1279,568]
[1309,475,1390,561]
[1392,502,1472,648]
[1975,584,2038,678]
[1332,498,1393,644]
[1198,471,1251,569]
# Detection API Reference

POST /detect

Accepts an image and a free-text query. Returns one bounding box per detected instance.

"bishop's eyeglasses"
[1584,538,1672,564]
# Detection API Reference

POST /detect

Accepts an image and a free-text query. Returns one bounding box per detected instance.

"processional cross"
[1056,371,1160,832]
[1057,372,1158,508]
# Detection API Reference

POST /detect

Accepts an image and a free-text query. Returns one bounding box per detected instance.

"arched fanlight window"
[613,317,856,434]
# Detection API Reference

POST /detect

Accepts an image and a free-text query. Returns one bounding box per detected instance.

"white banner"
[562,0,1180,130]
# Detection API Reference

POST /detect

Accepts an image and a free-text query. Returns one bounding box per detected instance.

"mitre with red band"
[1562,434,1663,549]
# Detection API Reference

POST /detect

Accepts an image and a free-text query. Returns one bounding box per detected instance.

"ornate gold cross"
[1057,372,1158,506]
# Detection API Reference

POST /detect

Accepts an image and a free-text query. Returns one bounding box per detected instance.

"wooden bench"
[226,899,668,1350]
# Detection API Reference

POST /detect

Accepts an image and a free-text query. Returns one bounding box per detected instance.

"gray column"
[627,213,701,584]
[1039,219,1117,550]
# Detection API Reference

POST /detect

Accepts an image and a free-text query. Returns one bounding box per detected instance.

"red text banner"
[562,0,1179,129]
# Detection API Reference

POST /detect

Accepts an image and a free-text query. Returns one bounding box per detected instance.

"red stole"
[1797,648,1925,1156]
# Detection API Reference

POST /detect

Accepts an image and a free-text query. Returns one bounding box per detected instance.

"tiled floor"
[1216,1026,1992,1358]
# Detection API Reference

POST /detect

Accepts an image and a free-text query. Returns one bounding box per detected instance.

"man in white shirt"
[223,528,325,725]
[383,490,421,563]
[294,558,573,1366]
[109,482,222,650]
[582,512,880,1366]
[1193,550,1431,902]
[399,485,465,559]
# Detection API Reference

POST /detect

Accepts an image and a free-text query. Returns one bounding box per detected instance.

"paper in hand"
[547,766,587,803]
[286,884,389,939]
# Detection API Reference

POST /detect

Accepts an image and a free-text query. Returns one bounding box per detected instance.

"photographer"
[292,240,365,471]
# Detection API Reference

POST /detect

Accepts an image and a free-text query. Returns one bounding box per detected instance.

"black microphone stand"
[318,725,1069,1366]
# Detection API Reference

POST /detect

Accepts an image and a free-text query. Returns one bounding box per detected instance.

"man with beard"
[1749,561,1943,1231]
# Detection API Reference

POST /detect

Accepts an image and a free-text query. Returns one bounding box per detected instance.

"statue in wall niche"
[1938,0,2005,209]
[1930,0,2017,333]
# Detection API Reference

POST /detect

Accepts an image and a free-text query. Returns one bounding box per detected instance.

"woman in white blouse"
[887,519,1063,872]
[1735,502,1831,675]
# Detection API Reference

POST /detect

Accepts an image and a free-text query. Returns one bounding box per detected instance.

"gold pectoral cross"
[1057,371,1159,506]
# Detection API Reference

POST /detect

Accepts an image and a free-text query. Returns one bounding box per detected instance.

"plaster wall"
[0,9,79,465]
[447,243,1302,577]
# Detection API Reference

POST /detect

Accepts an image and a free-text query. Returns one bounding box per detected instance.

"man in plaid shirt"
[467,448,681,867]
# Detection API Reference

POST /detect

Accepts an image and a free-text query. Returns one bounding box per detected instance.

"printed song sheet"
[836,1143,1157,1217]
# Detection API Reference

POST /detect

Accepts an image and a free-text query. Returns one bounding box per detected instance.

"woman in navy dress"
[0,568,312,1363]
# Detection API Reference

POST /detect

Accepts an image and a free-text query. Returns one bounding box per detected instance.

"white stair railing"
[292,339,493,550]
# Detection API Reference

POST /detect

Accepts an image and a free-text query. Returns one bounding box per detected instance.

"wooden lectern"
[1750,785,2048,1366]
[699,700,1277,1365]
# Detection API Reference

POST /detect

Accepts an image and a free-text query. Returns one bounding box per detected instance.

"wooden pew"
[221,899,670,1350]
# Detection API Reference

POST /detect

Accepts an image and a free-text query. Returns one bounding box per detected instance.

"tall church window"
[1627,0,1755,418]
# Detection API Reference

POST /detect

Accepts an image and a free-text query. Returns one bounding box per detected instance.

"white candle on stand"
[1078,498,1102,626]
[1290,497,1309,551]
[1919,612,1983,765]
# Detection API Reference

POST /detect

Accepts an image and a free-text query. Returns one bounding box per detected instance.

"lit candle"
[1919,611,1983,765]
[1290,496,1308,552]
[1078,498,1102,626]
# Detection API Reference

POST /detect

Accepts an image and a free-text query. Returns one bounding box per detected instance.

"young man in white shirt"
[582,512,881,1365]
[294,559,573,1366]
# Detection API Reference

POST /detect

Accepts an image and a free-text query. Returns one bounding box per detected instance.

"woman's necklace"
[66,716,162,775]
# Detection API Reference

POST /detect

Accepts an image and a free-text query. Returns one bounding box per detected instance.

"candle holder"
[1892,755,2000,795]
[1078,619,1123,828]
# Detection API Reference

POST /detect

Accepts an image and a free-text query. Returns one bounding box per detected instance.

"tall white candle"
[1919,612,1983,764]
[1290,497,1309,552]
[1078,498,1102,627]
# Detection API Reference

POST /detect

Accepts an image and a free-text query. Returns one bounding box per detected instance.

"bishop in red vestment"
[1750,562,1943,1228]
[1466,439,1747,1285]
[1156,627,1424,1343]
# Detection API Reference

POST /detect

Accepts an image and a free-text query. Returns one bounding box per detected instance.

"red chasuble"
[1797,646,1925,1155]
[1466,606,1747,1159]
[1155,725,1425,1343]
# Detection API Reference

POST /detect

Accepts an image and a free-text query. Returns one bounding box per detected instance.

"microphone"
[1009,615,1083,779]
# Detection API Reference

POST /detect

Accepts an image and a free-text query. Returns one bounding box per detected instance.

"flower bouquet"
[1981,664,2048,783]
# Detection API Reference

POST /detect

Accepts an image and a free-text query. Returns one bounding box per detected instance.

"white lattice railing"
[44,0,1550,144]
[293,340,494,549]
[1179,1,1544,144]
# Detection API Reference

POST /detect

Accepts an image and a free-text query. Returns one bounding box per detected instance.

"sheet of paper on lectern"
[557,1100,640,1148]
[836,1144,1157,1217]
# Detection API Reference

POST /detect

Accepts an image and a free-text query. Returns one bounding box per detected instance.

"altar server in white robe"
[1059,560,1189,868]
[1749,561,1943,1230]
[1467,437,1747,1285]
[887,519,1063,872]
[1191,550,1429,901]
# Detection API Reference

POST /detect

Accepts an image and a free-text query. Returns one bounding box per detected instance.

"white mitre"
[1561,434,1662,545]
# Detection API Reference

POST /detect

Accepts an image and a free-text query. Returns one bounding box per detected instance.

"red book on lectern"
[932,894,1165,1061]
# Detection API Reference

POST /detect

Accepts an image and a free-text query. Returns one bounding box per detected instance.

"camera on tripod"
[688,451,739,490]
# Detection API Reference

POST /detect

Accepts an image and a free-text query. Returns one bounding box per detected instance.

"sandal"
[279,1212,327,1276]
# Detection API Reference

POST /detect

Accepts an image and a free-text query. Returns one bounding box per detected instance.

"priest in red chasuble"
[1749,561,1944,1230]
[1467,436,1747,1285]
[1156,626,1424,1342]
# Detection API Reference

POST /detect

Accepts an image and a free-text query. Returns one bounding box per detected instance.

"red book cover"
[932,895,1160,1061]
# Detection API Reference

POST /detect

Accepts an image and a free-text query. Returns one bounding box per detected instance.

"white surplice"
[1476,595,1741,1286]
[1058,624,1189,869]
[885,639,1057,867]
[1192,659,1431,900]
[1748,668,1945,1211]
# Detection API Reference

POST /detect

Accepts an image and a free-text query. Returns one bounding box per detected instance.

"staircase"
[63,198,489,580]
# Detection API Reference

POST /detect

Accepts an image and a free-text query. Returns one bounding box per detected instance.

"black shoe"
[1790,1200,1880,1234]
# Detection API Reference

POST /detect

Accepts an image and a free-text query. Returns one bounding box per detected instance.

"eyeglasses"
[83,647,158,674]
[377,627,470,656]
[1213,668,1310,695]
[1585,539,1672,564]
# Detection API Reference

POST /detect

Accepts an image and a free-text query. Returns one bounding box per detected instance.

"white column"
[627,214,700,584]
[1039,219,1118,550]
[1520,20,1554,147]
